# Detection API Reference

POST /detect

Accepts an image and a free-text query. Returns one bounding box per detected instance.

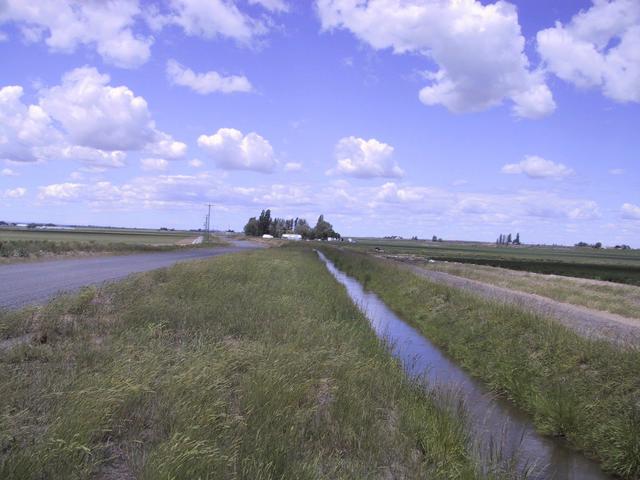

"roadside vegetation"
[321,247,640,479]
[0,247,521,479]
[0,236,224,261]
[398,257,640,319]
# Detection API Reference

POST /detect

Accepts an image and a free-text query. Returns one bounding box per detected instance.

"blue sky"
[0,0,638,245]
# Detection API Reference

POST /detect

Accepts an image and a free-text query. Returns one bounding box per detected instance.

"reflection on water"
[318,251,610,480]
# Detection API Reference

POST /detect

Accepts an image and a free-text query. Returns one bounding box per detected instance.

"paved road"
[0,241,261,309]
[393,260,640,347]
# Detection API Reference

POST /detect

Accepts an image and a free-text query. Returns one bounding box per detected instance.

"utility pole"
[205,203,213,243]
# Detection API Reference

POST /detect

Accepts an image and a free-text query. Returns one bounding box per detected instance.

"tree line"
[244,209,340,240]
[496,233,521,245]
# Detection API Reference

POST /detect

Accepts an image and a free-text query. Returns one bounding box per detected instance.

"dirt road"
[0,241,261,309]
[394,260,640,347]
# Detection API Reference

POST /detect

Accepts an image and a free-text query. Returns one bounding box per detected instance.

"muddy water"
[318,251,611,480]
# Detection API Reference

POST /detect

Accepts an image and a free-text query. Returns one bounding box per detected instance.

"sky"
[0,0,639,246]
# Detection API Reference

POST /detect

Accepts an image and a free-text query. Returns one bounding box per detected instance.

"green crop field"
[348,238,640,286]
[0,227,196,245]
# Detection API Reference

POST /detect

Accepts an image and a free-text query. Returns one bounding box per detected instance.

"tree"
[432,235,438,242]
[257,209,271,235]
[513,233,521,245]
[594,242,602,249]
[244,217,260,236]
[312,214,339,240]
[294,218,311,238]
[506,233,512,244]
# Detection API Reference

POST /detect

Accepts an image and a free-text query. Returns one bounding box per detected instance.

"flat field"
[411,259,640,320]
[0,247,507,479]
[348,238,640,285]
[0,227,195,245]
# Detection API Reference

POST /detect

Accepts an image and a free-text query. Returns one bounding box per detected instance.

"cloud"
[189,158,204,168]
[248,0,289,12]
[40,67,156,151]
[0,0,152,68]
[3,187,26,198]
[38,182,84,201]
[140,157,169,171]
[166,59,253,94]
[609,168,625,175]
[622,203,640,219]
[317,0,555,118]
[328,136,403,178]
[155,0,267,44]
[0,67,185,166]
[284,161,303,172]
[198,128,277,172]
[537,0,640,103]
[1,168,18,176]
[501,155,574,179]
[0,85,60,162]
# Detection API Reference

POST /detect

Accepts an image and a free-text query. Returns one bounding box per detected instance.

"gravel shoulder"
[390,258,640,347]
[0,240,262,309]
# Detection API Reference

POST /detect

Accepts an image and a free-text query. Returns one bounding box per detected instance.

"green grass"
[349,238,640,285]
[0,227,196,245]
[321,247,640,479]
[0,247,520,479]
[415,260,640,319]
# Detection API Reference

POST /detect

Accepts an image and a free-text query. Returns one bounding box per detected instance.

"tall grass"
[321,247,640,479]
[0,238,224,260]
[0,247,513,479]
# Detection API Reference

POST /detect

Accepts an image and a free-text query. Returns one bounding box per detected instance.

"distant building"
[282,233,302,241]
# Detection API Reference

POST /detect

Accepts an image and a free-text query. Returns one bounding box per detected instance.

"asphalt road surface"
[0,241,262,309]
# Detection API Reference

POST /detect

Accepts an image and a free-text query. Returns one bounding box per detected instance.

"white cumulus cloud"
[0,85,60,163]
[329,136,403,178]
[0,67,186,167]
[502,155,574,179]
[198,128,277,172]
[622,203,640,219]
[158,0,267,44]
[1,168,18,176]
[248,0,289,12]
[141,157,169,171]
[166,59,253,94]
[0,0,152,68]
[317,0,556,118]
[537,0,640,103]
[3,187,26,198]
[40,67,156,151]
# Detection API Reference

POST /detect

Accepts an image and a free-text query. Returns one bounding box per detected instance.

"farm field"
[0,227,217,261]
[407,259,640,320]
[0,227,196,245]
[321,247,640,479]
[349,238,640,286]
[0,247,498,479]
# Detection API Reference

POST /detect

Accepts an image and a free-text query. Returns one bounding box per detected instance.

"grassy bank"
[0,247,510,479]
[406,258,640,319]
[0,237,225,261]
[322,247,640,479]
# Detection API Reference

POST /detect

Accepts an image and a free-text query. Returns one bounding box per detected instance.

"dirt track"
[0,241,261,309]
[391,259,640,347]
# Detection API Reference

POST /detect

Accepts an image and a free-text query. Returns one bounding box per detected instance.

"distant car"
[262,234,274,239]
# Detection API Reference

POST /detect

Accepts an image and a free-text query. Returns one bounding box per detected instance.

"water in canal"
[317,251,610,480]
